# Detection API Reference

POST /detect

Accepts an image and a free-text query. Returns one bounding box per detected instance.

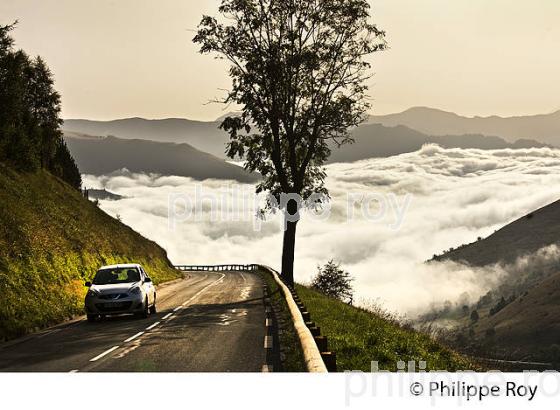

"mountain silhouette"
[64,133,258,183]
[369,107,560,145]
[328,124,549,163]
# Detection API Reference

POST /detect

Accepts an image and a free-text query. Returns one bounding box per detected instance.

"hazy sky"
[1,0,559,121]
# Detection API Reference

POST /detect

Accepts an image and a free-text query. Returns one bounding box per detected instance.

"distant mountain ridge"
[328,124,550,163]
[86,188,125,201]
[64,116,552,166]
[369,107,560,146]
[64,133,258,183]
[63,118,230,159]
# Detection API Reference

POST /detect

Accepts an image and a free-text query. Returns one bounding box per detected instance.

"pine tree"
[0,22,81,189]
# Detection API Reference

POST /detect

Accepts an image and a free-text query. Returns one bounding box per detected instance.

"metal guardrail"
[175,264,259,272]
[259,265,329,373]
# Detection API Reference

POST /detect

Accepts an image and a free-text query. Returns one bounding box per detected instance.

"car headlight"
[129,286,142,295]
[87,289,99,298]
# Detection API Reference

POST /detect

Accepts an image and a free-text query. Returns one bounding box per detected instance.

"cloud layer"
[82,145,560,316]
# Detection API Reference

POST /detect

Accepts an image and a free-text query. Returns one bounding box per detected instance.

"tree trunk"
[281,218,298,287]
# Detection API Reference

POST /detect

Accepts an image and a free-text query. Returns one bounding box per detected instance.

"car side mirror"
[85,281,92,287]
[144,277,152,283]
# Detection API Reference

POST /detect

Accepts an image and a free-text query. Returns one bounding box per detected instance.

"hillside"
[0,163,181,340]
[431,198,560,363]
[296,285,477,371]
[369,106,560,146]
[64,134,259,183]
[63,118,230,159]
[328,124,548,163]
[465,270,560,362]
[437,198,560,267]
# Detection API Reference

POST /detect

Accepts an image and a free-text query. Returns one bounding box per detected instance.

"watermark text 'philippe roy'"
[167,184,412,231]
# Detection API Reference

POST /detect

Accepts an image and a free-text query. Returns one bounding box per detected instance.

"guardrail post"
[309,326,321,337]
[321,352,337,372]
[314,336,328,352]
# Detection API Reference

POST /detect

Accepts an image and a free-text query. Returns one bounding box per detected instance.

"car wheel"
[141,297,149,318]
[87,314,97,323]
[149,295,157,314]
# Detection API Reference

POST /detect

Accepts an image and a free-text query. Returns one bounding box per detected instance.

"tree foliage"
[0,22,81,189]
[311,260,354,303]
[195,0,385,201]
[194,0,385,284]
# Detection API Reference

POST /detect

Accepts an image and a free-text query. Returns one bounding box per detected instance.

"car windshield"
[93,268,141,285]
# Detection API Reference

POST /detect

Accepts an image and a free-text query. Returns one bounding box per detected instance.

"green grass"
[296,285,479,371]
[261,270,306,372]
[0,164,180,340]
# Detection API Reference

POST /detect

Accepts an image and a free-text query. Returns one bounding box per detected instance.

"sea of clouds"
[82,144,560,317]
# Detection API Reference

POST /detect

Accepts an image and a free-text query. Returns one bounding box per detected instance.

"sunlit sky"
[1,0,559,121]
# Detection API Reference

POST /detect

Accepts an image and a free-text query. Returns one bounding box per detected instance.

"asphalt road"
[0,271,266,372]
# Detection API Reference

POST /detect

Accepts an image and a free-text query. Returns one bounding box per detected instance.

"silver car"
[84,264,157,322]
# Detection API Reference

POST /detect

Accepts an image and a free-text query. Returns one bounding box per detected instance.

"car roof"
[98,264,142,270]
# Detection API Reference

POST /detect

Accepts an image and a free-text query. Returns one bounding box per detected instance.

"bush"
[470,310,479,322]
[311,260,354,304]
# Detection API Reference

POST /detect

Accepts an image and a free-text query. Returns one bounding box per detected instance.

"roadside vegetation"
[0,24,180,341]
[296,284,479,371]
[0,164,180,341]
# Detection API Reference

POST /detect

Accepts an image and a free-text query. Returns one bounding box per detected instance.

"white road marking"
[69,369,79,373]
[124,332,144,343]
[181,273,226,306]
[162,313,173,320]
[265,318,272,327]
[240,272,246,282]
[264,335,273,349]
[173,306,182,312]
[262,364,273,372]
[90,346,119,362]
[146,321,160,330]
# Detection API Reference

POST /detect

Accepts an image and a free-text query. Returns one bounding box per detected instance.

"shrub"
[311,260,354,304]
[470,310,479,322]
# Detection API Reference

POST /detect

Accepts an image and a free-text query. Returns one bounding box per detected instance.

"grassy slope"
[296,285,478,371]
[0,163,180,340]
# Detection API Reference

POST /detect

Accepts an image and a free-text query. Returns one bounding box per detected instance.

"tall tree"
[194,0,385,285]
[0,22,81,189]
[26,56,63,170]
